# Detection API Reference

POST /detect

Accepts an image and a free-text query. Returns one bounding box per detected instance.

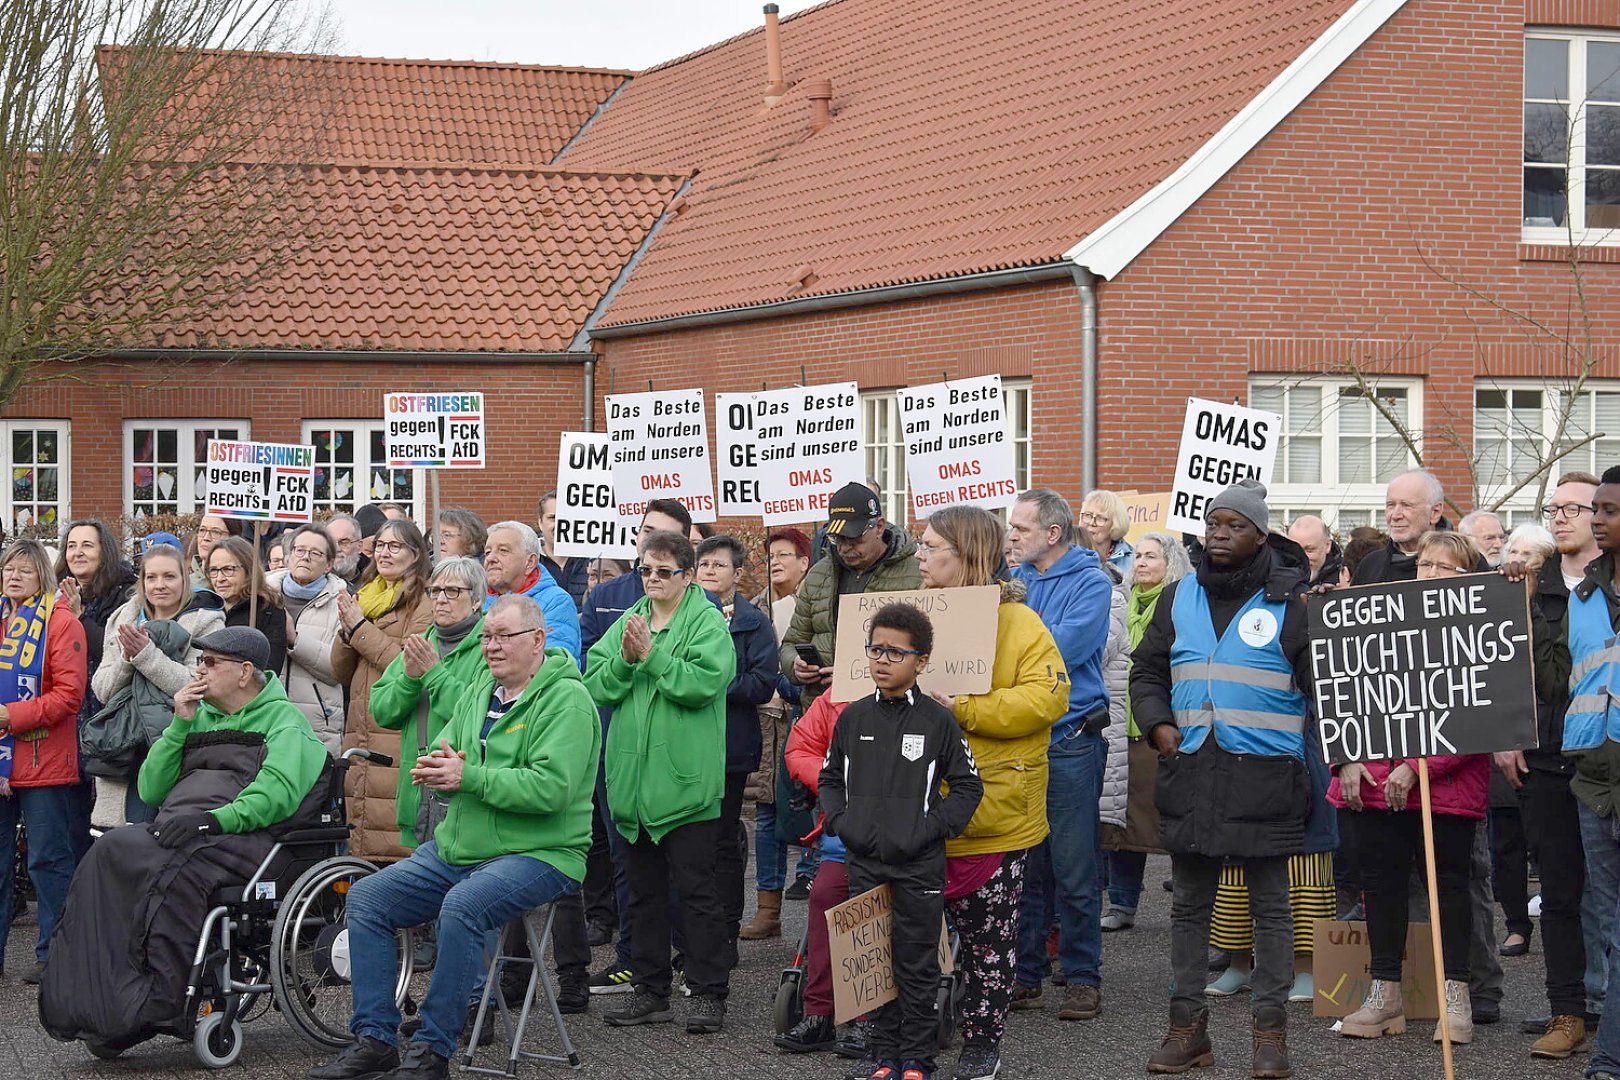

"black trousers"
[624,817,729,1000]
[848,852,946,1068]
[583,791,617,928]
[1491,804,1532,938]
[1356,810,1474,983]
[1521,767,1588,1016]
[716,772,749,957]
[500,883,590,977]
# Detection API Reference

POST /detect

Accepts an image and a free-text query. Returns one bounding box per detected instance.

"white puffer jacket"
[267,569,346,753]
[1098,580,1130,830]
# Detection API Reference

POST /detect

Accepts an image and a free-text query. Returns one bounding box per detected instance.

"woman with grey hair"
[1503,522,1556,572]
[436,508,488,560]
[1101,530,1190,930]
[366,556,488,850]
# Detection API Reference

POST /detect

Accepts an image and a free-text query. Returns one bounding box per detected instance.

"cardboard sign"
[553,432,636,560]
[1310,573,1537,766]
[1166,398,1281,535]
[605,388,717,523]
[203,439,315,523]
[1122,491,1172,544]
[827,885,953,1025]
[896,375,1018,518]
[1312,920,1439,1020]
[383,392,485,468]
[714,392,763,517]
[829,586,1000,703]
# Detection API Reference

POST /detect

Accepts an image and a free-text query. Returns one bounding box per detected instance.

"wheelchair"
[83,747,417,1069]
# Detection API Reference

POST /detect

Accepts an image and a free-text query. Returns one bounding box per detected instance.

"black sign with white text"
[1309,573,1537,766]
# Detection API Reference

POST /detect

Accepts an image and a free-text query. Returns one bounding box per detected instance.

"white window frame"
[1248,376,1424,532]
[861,379,1034,524]
[1523,29,1620,245]
[1475,378,1620,520]
[123,419,250,522]
[302,420,424,522]
[1,421,70,538]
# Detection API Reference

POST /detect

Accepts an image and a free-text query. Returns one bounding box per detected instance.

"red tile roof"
[558,0,1355,327]
[97,48,630,166]
[134,164,685,352]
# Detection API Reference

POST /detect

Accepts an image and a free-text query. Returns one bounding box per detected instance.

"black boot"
[306,1035,399,1080]
[557,968,589,1014]
[378,1041,449,1080]
[775,1012,836,1052]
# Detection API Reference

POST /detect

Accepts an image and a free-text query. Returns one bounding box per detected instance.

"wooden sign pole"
[248,520,263,633]
[1417,759,1456,1080]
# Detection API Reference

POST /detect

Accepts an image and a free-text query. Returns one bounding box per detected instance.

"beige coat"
[333,590,433,862]
[267,570,348,753]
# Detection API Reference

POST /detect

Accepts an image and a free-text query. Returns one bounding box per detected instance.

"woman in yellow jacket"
[916,505,1067,1079]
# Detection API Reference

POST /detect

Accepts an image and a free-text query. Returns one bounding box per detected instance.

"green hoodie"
[369,617,487,846]
[433,647,602,878]
[585,584,734,843]
[138,673,329,834]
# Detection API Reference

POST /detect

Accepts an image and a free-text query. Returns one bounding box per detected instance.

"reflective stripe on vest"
[1564,587,1620,751]
[1169,580,1306,759]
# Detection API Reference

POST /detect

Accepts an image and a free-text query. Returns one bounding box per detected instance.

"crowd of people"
[6,467,1620,1080]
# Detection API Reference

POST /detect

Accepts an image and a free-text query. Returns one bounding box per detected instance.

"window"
[861,379,1035,523]
[1524,30,1620,241]
[1,422,69,537]
[303,421,421,520]
[1248,378,1422,531]
[1475,380,1620,519]
[126,420,248,521]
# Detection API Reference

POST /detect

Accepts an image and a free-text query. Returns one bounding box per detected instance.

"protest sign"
[755,382,863,525]
[553,432,636,560]
[1122,491,1171,544]
[829,586,1000,703]
[1166,398,1281,535]
[383,392,485,468]
[826,884,953,1025]
[714,392,762,518]
[896,375,1017,518]
[1312,921,1439,1020]
[1310,573,1536,766]
[605,388,717,523]
[204,440,316,523]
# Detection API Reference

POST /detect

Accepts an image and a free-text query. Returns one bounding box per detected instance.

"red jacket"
[784,694,844,795]
[5,605,87,788]
[1326,754,1488,821]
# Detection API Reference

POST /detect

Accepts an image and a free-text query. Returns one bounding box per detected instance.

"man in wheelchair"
[40,625,331,1049]
[309,593,600,1080]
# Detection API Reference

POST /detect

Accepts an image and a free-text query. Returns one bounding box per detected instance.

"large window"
[1248,378,1422,530]
[302,421,421,521]
[1524,30,1620,241]
[1476,381,1620,520]
[861,379,1034,523]
[125,420,248,522]
[1,422,68,537]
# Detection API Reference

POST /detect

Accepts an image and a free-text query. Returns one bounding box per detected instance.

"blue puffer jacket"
[484,565,580,663]
[1013,544,1114,743]
[722,596,779,775]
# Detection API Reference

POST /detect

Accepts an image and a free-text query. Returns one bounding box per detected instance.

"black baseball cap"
[826,482,882,538]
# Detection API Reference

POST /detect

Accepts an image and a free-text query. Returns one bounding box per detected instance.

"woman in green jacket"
[368,557,487,848]
[584,529,734,1034]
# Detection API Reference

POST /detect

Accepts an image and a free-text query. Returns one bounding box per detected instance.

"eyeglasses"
[1079,512,1110,526]
[374,540,408,555]
[291,546,328,559]
[206,565,243,578]
[1416,559,1465,575]
[637,565,685,580]
[829,523,876,548]
[427,585,468,599]
[695,559,735,572]
[334,537,360,551]
[197,654,250,670]
[1543,503,1596,520]
[915,542,956,557]
[196,527,229,540]
[480,628,540,647]
[865,644,925,662]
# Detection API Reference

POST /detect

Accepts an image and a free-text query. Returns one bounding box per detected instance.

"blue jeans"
[0,784,85,965]
[347,841,576,1060]
[753,800,817,892]
[1105,850,1146,912]
[1581,803,1620,1075]
[1013,730,1104,988]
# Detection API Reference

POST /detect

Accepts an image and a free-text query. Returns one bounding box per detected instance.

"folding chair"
[463,904,581,1074]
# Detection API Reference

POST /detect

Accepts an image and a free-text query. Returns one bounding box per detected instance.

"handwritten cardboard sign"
[1122,491,1172,544]
[383,392,484,468]
[1166,398,1280,535]
[896,375,1018,518]
[203,439,316,523]
[1312,920,1438,1020]
[553,432,636,560]
[829,586,999,703]
[827,884,953,1025]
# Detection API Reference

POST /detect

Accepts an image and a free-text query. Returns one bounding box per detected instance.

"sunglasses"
[637,565,685,580]
[197,654,250,671]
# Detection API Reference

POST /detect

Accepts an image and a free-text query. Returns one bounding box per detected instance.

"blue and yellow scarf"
[0,592,53,782]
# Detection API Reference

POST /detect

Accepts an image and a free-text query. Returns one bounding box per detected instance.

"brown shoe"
[1147,1003,1213,1074]
[1058,983,1101,1020]
[1009,982,1044,1010]
[738,890,782,940]
[1252,1006,1290,1079]
[1530,1014,1587,1059]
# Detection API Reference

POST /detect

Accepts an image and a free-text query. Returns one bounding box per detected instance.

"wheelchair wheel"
[271,856,412,1050]
[772,971,804,1035]
[193,1011,243,1069]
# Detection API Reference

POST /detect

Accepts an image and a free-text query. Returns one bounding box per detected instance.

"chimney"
[763,4,787,106]
[806,79,833,133]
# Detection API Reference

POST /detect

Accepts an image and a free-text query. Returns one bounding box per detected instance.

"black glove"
[148,812,219,849]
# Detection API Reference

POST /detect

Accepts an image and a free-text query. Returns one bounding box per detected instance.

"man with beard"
[328,513,365,584]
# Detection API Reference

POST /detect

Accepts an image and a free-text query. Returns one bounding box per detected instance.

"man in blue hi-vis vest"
[1536,465,1620,1080]
[1131,479,1313,1080]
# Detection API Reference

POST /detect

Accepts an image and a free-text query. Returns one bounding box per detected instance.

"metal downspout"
[583,357,596,432]
[1072,266,1098,494]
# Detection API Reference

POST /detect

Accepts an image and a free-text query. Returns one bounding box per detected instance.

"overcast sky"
[317,0,825,70]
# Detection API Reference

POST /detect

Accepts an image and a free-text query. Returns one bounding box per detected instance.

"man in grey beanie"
[1130,479,1317,1078]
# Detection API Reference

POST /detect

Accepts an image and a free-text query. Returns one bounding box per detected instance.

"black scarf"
[435,610,482,656]
[1196,544,1270,602]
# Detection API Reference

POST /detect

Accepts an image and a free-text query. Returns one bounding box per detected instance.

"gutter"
[1071,266,1098,494]
[92,348,596,365]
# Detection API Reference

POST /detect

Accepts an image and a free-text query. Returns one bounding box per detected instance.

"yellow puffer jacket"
[947,580,1068,857]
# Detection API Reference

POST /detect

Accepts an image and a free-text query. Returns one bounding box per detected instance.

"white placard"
[554,432,637,560]
[895,374,1017,518]
[1166,397,1281,535]
[715,392,762,518]
[716,382,864,525]
[383,392,485,468]
[605,388,717,523]
[204,439,316,523]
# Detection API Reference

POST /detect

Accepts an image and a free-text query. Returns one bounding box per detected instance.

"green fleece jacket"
[434,648,601,878]
[137,673,329,834]
[368,618,487,846]
[585,584,734,843]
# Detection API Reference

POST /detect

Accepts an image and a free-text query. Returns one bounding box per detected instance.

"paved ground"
[0,852,1597,1080]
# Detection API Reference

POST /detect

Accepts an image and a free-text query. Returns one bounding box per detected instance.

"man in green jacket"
[309,594,600,1080]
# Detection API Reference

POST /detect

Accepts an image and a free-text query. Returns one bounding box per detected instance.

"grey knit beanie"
[1207,478,1269,532]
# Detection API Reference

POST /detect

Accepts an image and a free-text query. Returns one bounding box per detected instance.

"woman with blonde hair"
[1080,490,1134,580]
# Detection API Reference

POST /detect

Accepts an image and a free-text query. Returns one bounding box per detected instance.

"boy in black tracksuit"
[820,604,983,1079]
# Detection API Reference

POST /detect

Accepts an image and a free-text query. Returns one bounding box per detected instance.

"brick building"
[9,0,1620,535]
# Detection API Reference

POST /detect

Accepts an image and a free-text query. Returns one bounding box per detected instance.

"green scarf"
[1124,581,1167,737]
